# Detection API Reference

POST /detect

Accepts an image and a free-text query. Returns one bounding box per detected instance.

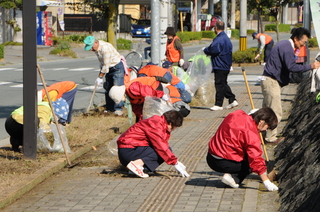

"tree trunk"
[107,1,119,48]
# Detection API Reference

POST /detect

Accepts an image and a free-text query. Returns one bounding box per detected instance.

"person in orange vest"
[40,81,77,124]
[164,27,184,67]
[252,32,274,66]
[138,63,185,90]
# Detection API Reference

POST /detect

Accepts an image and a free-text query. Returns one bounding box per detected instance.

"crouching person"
[117,110,190,178]
[206,108,279,191]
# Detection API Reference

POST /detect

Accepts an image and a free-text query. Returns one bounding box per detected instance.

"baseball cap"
[252,32,257,39]
[162,61,173,69]
[84,36,95,51]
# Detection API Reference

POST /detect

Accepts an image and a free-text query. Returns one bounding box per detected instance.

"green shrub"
[231,29,239,39]
[177,31,202,43]
[49,48,77,58]
[0,44,4,59]
[2,41,22,46]
[232,47,258,63]
[265,23,290,32]
[56,40,71,50]
[247,29,255,35]
[308,37,318,48]
[202,31,216,39]
[269,16,276,22]
[65,35,87,43]
[117,38,131,50]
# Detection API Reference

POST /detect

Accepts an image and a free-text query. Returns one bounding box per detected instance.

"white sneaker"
[221,173,239,188]
[210,105,223,111]
[114,110,123,116]
[261,62,266,66]
[126,161,149,178]
[225,100,239,109]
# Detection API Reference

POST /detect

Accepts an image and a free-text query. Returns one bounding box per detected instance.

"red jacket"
[208,110,266,175]
[117,115,178,165]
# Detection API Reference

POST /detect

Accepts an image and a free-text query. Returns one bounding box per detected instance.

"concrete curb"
[0,121,131,209]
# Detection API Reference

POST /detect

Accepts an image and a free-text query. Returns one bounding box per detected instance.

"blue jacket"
[204,31,232,71]
[263,40,312,87]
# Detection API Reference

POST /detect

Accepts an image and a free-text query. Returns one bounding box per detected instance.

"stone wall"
[274,76,320,212]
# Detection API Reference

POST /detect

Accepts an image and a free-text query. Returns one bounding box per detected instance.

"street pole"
[23,0,37,159]
[239,0,247,50]
[303,0,311,64]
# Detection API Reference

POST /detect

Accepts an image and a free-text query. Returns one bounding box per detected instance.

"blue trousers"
[61,87,77,123]
[103,62,125,111]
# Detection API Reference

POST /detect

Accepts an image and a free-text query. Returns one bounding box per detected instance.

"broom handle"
[37,64,72,166]
[242,68,269,161]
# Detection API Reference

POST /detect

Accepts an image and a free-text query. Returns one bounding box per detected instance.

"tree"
[83,0,120,47]
[0,0,23,41]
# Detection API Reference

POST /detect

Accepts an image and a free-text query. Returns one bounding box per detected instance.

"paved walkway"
[0,63,298,211]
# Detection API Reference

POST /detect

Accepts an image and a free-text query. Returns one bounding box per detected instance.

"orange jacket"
[166,36,181,63]
[138,65,181,86]
[258,33,273,44]
[167,85,182,103]
[41,81,76,101]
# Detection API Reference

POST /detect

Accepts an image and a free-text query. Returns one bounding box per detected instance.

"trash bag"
[107,135,121,156]
[185,50,212,96]
[37,123,71,153]
[142,96,175,119]
[194,74,215,105]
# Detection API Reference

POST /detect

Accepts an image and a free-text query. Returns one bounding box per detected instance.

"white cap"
[109,85,125,104]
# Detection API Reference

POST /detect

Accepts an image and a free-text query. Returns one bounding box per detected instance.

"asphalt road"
[0,31,316,142]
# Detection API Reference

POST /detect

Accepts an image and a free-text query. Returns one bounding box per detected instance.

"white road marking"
[69,68,94,71]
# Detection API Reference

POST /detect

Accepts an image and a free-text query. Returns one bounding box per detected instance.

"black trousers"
[5,115,23,151]
[206,153,251,184]
[213,69,236,107]
[264,40,274,63]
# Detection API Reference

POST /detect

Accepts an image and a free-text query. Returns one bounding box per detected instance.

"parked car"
[131,19,151,38]
[201,15,222,31]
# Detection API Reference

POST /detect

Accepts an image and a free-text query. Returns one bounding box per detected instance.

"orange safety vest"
[126,77,160,105]
[166,36,181,63]
[298,45,307,57]
[41,81,76,99]
[167,85,182,103]
[138,65,168,78]
[258,33,273,45]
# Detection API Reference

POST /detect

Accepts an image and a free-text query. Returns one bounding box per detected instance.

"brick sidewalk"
[0,65,296,211]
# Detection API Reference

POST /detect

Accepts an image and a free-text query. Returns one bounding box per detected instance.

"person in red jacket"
[117,110,190,178]
[206,108,279,191]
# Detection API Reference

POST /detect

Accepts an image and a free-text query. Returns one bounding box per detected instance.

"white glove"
[202,47,206,51]
[162,94,170,101]
[255,54,260,60]
[179,59,185,67]
[174,161,190,177]
[95,77,103,86]
[263,180,278,191]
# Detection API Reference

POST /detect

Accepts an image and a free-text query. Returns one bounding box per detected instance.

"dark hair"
[290,27,311,40]
[163,110,183,127]
[215,21,225,30]
[251,107,278,130]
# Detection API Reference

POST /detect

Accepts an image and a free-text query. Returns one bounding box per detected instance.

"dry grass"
[0,107,129,193]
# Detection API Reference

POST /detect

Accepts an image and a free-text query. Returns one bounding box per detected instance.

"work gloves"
[174,161,190,177]
[254,54,261,60]
[95,77,103,86]
[263,179,278,191]
[179,59,185,67]
[162,94,170,101]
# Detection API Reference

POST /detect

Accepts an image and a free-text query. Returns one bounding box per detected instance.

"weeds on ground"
[0,107,128,193]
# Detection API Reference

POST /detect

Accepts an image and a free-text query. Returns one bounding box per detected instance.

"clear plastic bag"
[37,123,71,153]
[185,50,213,96]
[142,96,175,119]
[107,135,121,156]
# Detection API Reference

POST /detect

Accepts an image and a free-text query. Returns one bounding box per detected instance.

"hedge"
[0,44,3,59]
[265,23,291,32]
[117,38,132,50]
[232,47,260,63]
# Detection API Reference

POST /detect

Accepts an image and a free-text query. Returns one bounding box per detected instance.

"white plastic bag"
[142,96,175,119]
[37,123,71,153]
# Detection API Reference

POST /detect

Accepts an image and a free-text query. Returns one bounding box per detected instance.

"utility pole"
[221,0,227,29]
[23,0,38,159]
[239,0,247,50]
[303,0,311,64]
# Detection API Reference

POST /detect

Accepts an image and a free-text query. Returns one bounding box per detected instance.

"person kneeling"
[117,110,190,178]
[206,108,279,191]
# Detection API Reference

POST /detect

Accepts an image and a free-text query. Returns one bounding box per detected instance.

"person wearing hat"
[117,110,190,178]
[203,21,238,111]
[83,36,125,116]
[252,32,274,66]
[164,27,185,67]
[39,81,77,124]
